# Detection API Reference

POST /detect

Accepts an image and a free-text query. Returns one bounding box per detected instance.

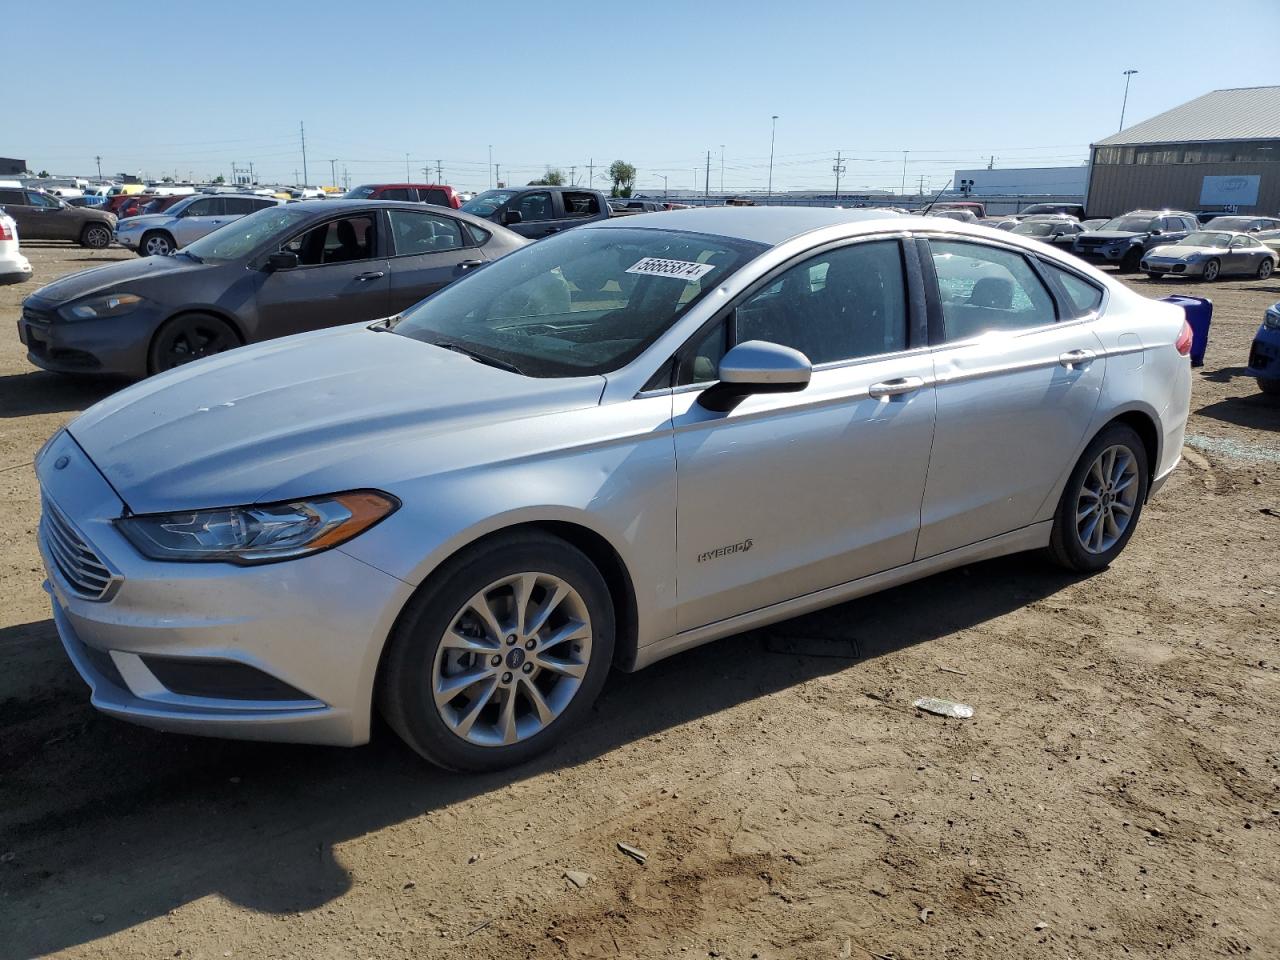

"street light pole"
[1119,69,1139,132]
[719,144,725,194]
[767,116,778,203]
[901,150,908,197]
[488,145,493,189]
[329,158,337,188]
[661,174,668,199]
[405,153,410,181]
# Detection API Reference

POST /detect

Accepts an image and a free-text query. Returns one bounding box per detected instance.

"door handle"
[457,259,484,270]
[868,376,924,399]
[356,271,385,281]
[545,226,561,234]
[1059,348,1095,368]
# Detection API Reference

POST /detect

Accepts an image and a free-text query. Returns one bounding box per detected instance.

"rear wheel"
[1119,248,1142,273]
[378,531,615,771]
[147,313,241,374]
[80,224,111,249]
[1259,259,1274,280]
[1046,423,1149,573]
[140,231,175,257]
[1201,258,1221,282]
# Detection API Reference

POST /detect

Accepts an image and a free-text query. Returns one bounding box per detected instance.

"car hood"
[1147,244,1217,259]
[67,324,606,514]
[115,213,171,230]
[29,253,206,304]
[1078,231,1143,241]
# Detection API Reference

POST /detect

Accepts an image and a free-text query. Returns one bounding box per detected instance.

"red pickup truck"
[343,183,461,208]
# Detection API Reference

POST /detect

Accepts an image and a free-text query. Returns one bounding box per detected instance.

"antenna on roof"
[921,178,954,215]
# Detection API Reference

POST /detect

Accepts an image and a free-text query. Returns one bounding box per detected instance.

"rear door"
[916,236,1107,558]
[169,196,226,247]
[21,191,76,240]
[384,208,486,313]
[253,212,391,339]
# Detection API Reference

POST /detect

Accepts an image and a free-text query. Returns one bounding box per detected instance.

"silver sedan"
[114,193,285,257]
[1141,230,1277,281]
[37,208,1193,770]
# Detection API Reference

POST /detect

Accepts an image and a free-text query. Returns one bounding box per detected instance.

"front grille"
[40,498,119,601]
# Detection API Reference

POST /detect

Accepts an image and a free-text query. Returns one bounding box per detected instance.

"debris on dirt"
[465,918,494,937]
[403,880,416,890]
[918,906,933,923]
[467,853,481,864]
[837,937,853,959]
[912,696,974,719]
[1035,921,1048,931]
[937,664,967,675]
[1261,508,1280,519]
[564,870,593,889]
[617,841,648,864]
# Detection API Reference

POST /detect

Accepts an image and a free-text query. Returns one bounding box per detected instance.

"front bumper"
[36,431,415,747]
[1140,257,1203,276]
[114,230,139,250]
[1247,323,1280,381]
[1074,244,1136,264]
[19,296,162,377]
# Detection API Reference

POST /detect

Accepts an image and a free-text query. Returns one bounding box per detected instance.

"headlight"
[115,490,399,564]
[1265,307,1280,330]
[60,292,144,321]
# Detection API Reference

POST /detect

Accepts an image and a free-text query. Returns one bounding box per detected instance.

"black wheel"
[80,223,111,249]
[1201,258,1220,282]
[1145,272,1162,280]
[1259,259,1275,280]
[140,231,175,257]
[1259,378,1280,395]
[147,313,241,374]
[1045,423,1149,573]
[1119,248,1142,273]
[378,530,615,771]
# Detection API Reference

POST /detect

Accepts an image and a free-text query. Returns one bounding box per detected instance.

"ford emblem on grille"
[54,455,69,470]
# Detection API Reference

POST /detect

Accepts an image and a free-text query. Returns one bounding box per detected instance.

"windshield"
[1203,217,1252,231]
[461,190,519,217]
[1099,215,1156,232]
[392,227,766,377]
[1012,222,1054,237]
[1177,232,1231,247]
[184,206,313,263]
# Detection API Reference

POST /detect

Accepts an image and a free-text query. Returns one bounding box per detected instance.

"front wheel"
[1201,258,1221,282]
[140,231,175,257]
[1259,377,1280,395]
[1119,248,1142,273]
[147,313,241,373]
[1045,423,1149,573]
[378,531,615,771]
[1145,272,1162,280]
[80,224,112,249]
[1258,259,1275,280]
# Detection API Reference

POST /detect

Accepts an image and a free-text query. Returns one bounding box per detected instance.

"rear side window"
[1041,262,1103,318]
[381,188,415,201]
[0,189,24,206]
[465,223,491,245]
[929,240,1056,339]
[388,209,463,255]
[562,192,601,217]
[421,188,450,206]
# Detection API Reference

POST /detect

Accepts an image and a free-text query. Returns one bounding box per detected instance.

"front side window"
[388,210,463,255]
[514,191,554,222]
[929,240,1056,339]
[392,227,764,378]
[27,192,60,209]
[735,240,908,365]
[283,215,378,266]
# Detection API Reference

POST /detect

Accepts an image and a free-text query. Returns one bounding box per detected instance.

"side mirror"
[698,340,812,413]
[501,209,523,226]
[265,251,299,272]
[1150,228,1162,236]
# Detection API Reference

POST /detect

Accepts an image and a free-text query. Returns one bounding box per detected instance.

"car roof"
[586,206,908,245]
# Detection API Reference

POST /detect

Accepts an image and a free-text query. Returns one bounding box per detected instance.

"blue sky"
[11,0,1279,194]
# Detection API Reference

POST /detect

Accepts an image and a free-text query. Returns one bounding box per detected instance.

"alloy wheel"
[431,571,592,747]
[1203,259,1220,281]
[1075,444,1139,555]
[1260,260,1274,280]
[83,226,111,249]
[144,234,173,256]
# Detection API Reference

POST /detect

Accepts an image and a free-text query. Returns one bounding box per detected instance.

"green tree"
[527,168,566,186]
[608,160,636,197]
[37,169,50,178]
[213,174,225,184]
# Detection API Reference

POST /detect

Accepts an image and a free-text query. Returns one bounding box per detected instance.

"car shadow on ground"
[1201,365,1251,384]
[0,555,1082,956]
[0,370,126,418]
[1196,391,1280,431]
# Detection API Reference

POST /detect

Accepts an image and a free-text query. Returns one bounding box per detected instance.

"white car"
[0,211,33,285]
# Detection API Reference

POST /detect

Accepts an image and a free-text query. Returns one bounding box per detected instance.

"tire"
[1045,423,1149,573]
[140,231,175,257]
[1201,258,1220,282]
[1259,378,1280,395]
[1119,248,1142,273]
[1259,259,1275,280]
[378,530,615,771]
[80,223,112,249]
[147,313,241,374]
[1145,272,1162,280]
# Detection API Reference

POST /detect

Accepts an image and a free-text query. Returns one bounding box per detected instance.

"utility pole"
[300,121,308,186]
[94,155,102,180]
[488,145,493,189]
[294,169,300,186]
[720,145,725,194]
[342,165,350,191]
[660,174,668,199]
[569,165,576,186]
[832,151,845,202]
[587,158,594,188]
[987,155,996,170]
[494,163,501,187]
[901,150,908,196]
[767,115,778,203]
[329,158,338,188]
[249,161,255,184]
[436,160,443,182]
[705,149,711,201]
[422,166,432,181]
[918,174,927,196]
[1119,69,1139,132]
[405,153,411,181]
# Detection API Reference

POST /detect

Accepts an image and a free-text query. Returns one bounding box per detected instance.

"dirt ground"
[1,241,1278,960]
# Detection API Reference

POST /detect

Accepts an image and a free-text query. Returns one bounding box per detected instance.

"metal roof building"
[1086,86,1280,217]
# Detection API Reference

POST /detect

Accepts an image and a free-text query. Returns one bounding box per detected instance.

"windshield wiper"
[179,250,202,263]
[434,340,524,375]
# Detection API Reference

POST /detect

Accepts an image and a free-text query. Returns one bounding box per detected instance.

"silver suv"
[115,193,284,256]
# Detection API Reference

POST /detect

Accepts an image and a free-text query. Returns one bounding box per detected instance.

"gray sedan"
[35,208,1192,770]
[114,193,285,257]
[1141,231,1277,281]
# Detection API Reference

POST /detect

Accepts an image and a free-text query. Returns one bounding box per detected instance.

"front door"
[169,196,228,248]
[10,190,75,240]
[384,208,486,314]
[254,213,391,340]
[916,237,1106,558]
[673,238,936,631]
[506,191,559,239]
